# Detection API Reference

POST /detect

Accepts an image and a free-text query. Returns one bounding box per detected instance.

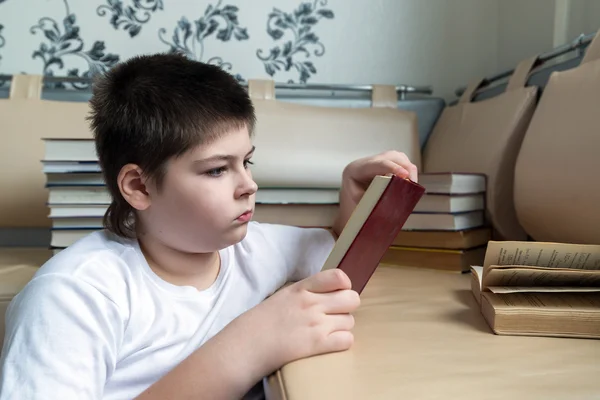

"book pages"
[487,286,600,293]
[483,241,600,270]
[483,291,600,312]
[482,265,600,290]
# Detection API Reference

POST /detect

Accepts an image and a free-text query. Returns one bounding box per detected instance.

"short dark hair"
[87,53,256,238]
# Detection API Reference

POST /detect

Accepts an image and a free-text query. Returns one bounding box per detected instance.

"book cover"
[321,175,425,293]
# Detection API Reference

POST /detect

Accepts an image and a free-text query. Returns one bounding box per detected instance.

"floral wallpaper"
[257,2,333,83]
[0,0,335,87]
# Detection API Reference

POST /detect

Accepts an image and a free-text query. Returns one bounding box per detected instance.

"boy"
[0,53,418,399]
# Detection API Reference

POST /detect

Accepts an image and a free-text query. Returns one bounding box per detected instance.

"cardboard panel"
[0,98,93,227]
[514,32,600,244]
[423,58,539,240]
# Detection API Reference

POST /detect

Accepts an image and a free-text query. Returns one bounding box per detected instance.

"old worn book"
[321,175,425,294]
[392,227,491,249]
[478,240,600,339]
[380,245,487,272]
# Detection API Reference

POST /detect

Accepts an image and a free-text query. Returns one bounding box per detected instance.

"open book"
[321,174,425,293]
[472,240,600,339]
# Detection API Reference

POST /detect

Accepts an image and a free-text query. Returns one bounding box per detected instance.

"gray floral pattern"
[158,1,248,81]
[256,0,334,83]
[0,1,336,85]
[97,0,164,38]
[30,0,120,89]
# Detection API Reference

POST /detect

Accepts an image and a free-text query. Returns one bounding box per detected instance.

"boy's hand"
[332,151,418,237]
[240,268,360,373]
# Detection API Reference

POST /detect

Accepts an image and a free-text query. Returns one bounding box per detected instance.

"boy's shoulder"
[40,230,137,272]
[31,230,140,300]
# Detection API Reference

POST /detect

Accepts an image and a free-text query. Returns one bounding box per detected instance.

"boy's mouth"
[236,209,253,223]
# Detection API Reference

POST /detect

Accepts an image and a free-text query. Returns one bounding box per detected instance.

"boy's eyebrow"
[194,146,255,164]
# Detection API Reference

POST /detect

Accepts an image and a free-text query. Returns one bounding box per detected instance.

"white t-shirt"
[0,221,335,400]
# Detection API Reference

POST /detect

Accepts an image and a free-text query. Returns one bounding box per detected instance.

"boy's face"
[140,126,257,253]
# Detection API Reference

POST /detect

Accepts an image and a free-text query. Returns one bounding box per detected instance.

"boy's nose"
[246,178,258,194]
[237,171,258,197]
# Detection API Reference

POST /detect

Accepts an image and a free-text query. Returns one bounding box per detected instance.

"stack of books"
[470,240,600,339]
[380,173,491,272]
[42,138,105,252]
[42,138,341,251]
[42,139,491,268]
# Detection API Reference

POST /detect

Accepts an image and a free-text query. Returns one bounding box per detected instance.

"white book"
[413,193,484,213]
[49,205,108,218]
[258,188,339,204]
[51,229,98,248]
[43,138,96,161]
[47,186,340,205]
[46,173,105,186]
[402,210,484,231]
[52,218,104,229]
[48,187,111,205]
[418,173,486,194]
[42,161,101,173]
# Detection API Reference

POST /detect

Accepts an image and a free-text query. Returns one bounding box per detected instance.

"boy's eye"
[206,166,227,177]
[244,159,254,169]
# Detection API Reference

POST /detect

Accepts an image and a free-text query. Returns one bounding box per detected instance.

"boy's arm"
[0,273,122,400]
[0,273,267,400]
[136,269,360,400]
[2,268,357,400]
[135,311,272,399]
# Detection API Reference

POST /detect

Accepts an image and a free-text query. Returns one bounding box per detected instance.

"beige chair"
[0,75,93,228]
[422,57,540,241]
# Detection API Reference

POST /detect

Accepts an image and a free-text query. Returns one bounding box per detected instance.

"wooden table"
[265,265,600,400]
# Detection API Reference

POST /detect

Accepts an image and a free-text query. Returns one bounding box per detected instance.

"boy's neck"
[137,233,221,292]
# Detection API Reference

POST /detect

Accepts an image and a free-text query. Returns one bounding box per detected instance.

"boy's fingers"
[378,151,418,181]
[318,289,361,314]
[320,330,354,354]
[327,313,356,332]
[353,159,408,182]
[381,160,410,179]
[299,269,352,294]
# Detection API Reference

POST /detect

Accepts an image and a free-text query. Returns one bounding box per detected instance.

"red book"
[321,174,425,294]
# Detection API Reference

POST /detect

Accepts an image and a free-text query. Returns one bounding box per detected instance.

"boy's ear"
[117,164,151,211]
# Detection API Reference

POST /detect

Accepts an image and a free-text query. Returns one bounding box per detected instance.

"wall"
[0,0,594,100]
[497,0,556,72]
[562,0,600,43]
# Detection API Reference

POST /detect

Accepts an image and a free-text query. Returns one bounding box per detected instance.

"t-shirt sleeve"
[0,272,123,400]
[251,222,336,282]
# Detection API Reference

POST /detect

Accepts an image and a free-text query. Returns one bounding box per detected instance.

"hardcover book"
[321,174,425,293]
